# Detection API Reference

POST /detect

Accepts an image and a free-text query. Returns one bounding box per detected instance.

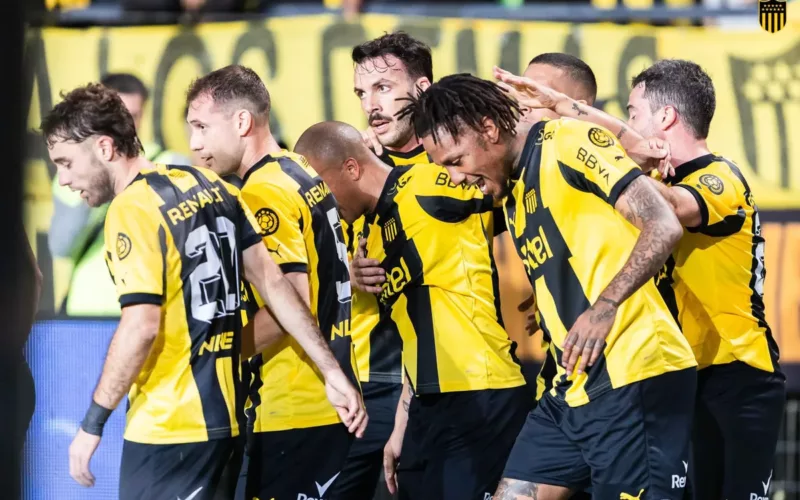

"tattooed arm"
[384,373,414,494]
[561,176,682,376]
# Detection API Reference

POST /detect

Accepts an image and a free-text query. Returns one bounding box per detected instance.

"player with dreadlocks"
[400,73,698,499]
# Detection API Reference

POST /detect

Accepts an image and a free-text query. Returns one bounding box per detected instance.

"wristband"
[80,400,113,436]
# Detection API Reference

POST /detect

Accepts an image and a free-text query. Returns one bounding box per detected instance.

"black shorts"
[245,423,353,500]
[397,385,533,500]
[689,361,786,500]
[503,367,696,499]
[119,438,236,500]
[330,382,402,499]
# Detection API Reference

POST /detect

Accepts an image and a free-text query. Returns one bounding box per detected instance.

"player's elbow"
[659,211,684,251]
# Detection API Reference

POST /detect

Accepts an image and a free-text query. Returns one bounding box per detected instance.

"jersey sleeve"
[104,197,165,308]
[241,181,309,275]
[555,120,643,207]
[678,169,745,231]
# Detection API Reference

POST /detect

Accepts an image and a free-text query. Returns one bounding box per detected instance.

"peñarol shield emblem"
[759,0,787,33]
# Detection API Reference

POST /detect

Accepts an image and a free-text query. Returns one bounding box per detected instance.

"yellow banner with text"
[24,14,800,364]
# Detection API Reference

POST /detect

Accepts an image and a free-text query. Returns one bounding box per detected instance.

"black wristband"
[80,400,113,437]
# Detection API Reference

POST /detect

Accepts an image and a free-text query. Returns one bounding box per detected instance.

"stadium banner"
[23,15,800,365]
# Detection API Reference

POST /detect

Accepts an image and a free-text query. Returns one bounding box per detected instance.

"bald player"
[296,121,531,500]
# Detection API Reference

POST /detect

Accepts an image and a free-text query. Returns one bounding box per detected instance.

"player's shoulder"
[550,117,618,149]
[244,151,315,193]
[108,175,158,222]
[397,164,490,223]
[677,154,748,199]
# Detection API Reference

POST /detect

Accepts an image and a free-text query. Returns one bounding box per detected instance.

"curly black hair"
[396,73,520,144]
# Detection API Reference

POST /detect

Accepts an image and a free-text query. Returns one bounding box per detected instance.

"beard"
[85,157,116,207]
[378,116,416,150]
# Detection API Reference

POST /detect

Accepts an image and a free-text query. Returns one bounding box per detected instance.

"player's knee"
[493,478,571,500]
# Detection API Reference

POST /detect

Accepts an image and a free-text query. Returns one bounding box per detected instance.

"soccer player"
[43,83,364,500]
[401,74,698,499]
[498,59,786,499]
[296,120,532,500]
[185,65,364,500]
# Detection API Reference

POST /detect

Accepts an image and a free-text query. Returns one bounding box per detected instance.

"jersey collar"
[512,122,545,182]
[380,143,426,163]
[372,166,408,220]
[242,153,277,186]
[669,153,719,185]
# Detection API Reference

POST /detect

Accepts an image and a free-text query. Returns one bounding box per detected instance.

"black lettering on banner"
[231,22,284,144]
[456,29,477,75]
[614,36,656,117]
[498,31,521,76]
[98,28,110,79]
[320,21,367,121]
[23,29,53,173]
[152,28,213,150]
[563,26,582,59]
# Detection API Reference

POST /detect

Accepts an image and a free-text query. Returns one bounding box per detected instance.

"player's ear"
[344,157,361,181]
[481,117,501,144]
[96,136,114,162]
[415,77,432,93]
[236,109,253,137]
[660,105,679,132]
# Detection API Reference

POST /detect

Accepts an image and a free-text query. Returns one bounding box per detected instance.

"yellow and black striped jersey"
[656,154,781,372]
[240,151,355,433]
[364,163,525,394]
[103,164,263,444]
[344,144,433,386]
[346,145,506,386]
[506,119,696,407]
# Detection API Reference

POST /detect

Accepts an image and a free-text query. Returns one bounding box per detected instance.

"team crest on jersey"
[759,0,786,33]
[383,218,398,242]
[699,174,724,195]
[588,127,615,148]
[255,208,279,236]
[524,189,538,214]
[116,233,132,260]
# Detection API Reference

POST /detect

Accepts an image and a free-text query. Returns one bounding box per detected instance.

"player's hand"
[493,66,564,111]
[324,369,368,438]
[351,238,385,294]
[362,128,384,157]
[627,137,675,179]
[383,428,404,494]
[518,294,540,336]
[561,299,618,377]
[69,428,101,487]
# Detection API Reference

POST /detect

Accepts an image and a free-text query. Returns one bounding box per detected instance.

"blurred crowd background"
[21,0,800,498]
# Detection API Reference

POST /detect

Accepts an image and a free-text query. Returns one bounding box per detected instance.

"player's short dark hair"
[528,53,597,103]
[397,73,520,145]
[632,59,716,139]
[352,32,434,82]
[100,73,149,101]
[186,65,271,122]
[41,83,143,158]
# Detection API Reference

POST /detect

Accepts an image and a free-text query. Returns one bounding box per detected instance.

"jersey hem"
[123,427,238,444]
[119,292,163,307]
[251,413,342,433]
[278,262,308,274]
[414,376,527,395]
[241,232,263,250]
[363,372,404,384]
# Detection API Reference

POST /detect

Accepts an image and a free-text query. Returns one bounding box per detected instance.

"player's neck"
[238,129,283,179]
[365,160,393,215]
[669,135,712,170]
[388,136,423,154]
[508,129,529,178]
[113,156,151,195]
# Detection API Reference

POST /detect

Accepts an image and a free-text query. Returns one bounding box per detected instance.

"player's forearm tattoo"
[588,303,616,324]
[402,398,410,412]
[617,126,627,139]
[602,177,680,305]
[494,478,540,500]
[572,102,588,116]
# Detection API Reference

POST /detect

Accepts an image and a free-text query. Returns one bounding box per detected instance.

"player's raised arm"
[555,122,683,376]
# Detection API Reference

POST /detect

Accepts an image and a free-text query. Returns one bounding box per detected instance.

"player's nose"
[446,168,467,186]
[57,170,70,187]
[189,132,203,152]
